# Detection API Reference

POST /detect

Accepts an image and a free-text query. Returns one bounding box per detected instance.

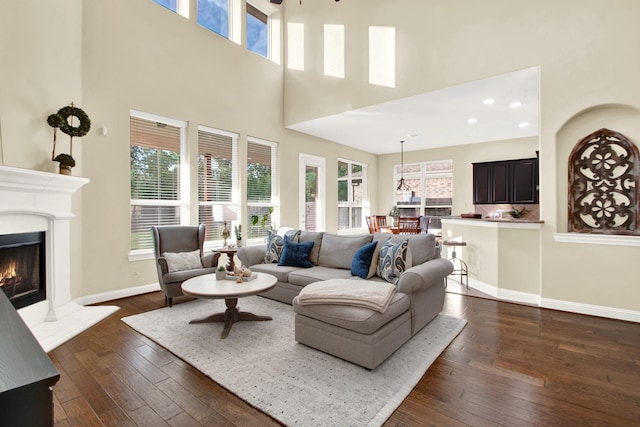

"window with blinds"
[130,114,184,250]
[198,126,238,243]
[247,138,276,240]
[338,159,367,230]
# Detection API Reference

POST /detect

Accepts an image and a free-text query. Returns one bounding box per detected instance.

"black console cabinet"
[0,290,60,426]
[473,157,539,205]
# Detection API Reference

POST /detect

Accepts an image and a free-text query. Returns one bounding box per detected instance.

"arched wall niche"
[555,104,640,233]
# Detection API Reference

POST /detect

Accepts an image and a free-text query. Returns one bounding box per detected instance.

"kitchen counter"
[443,217,543,229]
[440,218,541,302]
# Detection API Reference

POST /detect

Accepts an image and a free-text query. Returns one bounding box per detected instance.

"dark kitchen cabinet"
[511,158,539,204]
[473,157,539,205]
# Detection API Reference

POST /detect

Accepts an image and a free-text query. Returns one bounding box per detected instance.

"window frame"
[129,110,189,259]
[337,158,368,233]
[197,125,239,246]
[393,159,453,232]
[152,0,189,18]
[246,136,278,243]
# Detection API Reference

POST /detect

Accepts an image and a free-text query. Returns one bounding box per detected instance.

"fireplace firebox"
[0,232,46,309]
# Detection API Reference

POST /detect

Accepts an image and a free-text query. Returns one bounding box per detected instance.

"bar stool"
[442,240,468,288]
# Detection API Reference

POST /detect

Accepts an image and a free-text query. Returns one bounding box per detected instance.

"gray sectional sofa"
[237,231,454,369]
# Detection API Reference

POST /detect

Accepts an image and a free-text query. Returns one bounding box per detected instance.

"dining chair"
[397,216,422,234]
[366,216,378,233]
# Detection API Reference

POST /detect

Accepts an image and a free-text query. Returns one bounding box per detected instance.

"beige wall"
[1,0,638,318]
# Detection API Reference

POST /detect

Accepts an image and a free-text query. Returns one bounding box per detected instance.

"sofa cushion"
[163,266,218,284]
[293,292,410,335]
[350,241,378,279]
[298,231,324,265]
[264,229,301,263]
[318,234,373,269]
[278,236,314,268]
[162,250,203,273]
[373,232,436,265]
[249,263,301,283]
[377,239,412,284]
[288,266,354,287]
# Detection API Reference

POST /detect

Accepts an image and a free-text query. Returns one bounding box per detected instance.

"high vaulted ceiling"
[287,66,540,155]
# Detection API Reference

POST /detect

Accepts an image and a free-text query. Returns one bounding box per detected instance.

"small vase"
[236,239,243,248]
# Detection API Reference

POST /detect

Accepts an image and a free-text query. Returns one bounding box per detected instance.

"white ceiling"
[287,66,540,155]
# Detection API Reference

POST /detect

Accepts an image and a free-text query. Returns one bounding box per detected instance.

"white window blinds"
[198,126,237,242]
[130,115,183,250]
[247,138,276,239]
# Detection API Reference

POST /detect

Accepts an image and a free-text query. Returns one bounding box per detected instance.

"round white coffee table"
[181,272,277,339]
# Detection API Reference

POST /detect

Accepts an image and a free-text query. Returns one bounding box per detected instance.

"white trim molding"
[541,297,640,323]
[464,278,638,323]
[553,232,640,247]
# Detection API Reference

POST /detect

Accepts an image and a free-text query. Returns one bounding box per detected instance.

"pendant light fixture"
[396,140,409,194]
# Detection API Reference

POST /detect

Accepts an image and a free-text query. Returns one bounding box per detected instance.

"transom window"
[152,0,189,18]
[393,160,453,231]
[247,3,268,57]
[338,159,367,231]
[198,0,230,39]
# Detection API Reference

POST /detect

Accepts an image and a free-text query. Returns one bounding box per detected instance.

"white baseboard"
[465,278,639,323]
[541,298,640,323]
[76,283,161,306]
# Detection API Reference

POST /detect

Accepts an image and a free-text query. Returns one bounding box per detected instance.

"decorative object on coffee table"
[215,266,226,280]
[181,272,277,338]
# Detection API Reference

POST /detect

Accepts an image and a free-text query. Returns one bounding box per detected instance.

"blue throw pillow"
[278,236,314,268]
[351,241,378,279]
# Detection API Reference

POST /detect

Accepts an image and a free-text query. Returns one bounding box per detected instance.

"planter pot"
[59,165,72,175]
[215,270,226,280]
[236,239,243,248]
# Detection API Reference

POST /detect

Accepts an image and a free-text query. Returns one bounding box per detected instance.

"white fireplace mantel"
[0,165,118,352]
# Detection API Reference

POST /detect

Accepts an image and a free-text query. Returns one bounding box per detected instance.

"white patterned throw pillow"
[264,228,301,263]
[376,239,411,284]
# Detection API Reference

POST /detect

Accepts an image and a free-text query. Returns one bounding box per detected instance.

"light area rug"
[122,296,466,427]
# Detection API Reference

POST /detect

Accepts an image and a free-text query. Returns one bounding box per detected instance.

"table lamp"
[212,204,238,248]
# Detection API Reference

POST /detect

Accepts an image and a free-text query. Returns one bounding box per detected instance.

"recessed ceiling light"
[483,98,495,105]
[510,101,522,108]
[518,122,529,128]
[467,118,478,124]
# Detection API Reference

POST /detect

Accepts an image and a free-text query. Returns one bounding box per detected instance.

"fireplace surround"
[0,165,118,351]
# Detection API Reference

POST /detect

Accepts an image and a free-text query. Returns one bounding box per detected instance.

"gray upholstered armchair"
[151,224,220,307]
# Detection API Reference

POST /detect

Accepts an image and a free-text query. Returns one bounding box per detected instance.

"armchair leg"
[168,297,173,307]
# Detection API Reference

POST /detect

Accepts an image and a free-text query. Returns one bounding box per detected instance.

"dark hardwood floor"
[50,290,640,426]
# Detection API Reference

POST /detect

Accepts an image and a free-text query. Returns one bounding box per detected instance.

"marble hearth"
[0,165,118,352]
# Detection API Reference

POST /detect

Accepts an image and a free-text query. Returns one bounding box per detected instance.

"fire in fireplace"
[0,232,46,309]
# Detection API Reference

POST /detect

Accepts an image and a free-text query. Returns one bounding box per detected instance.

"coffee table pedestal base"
[189,298,272,339]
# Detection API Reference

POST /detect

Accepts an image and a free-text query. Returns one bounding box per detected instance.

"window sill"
[553,233,640,247]
[128,249,154,262]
